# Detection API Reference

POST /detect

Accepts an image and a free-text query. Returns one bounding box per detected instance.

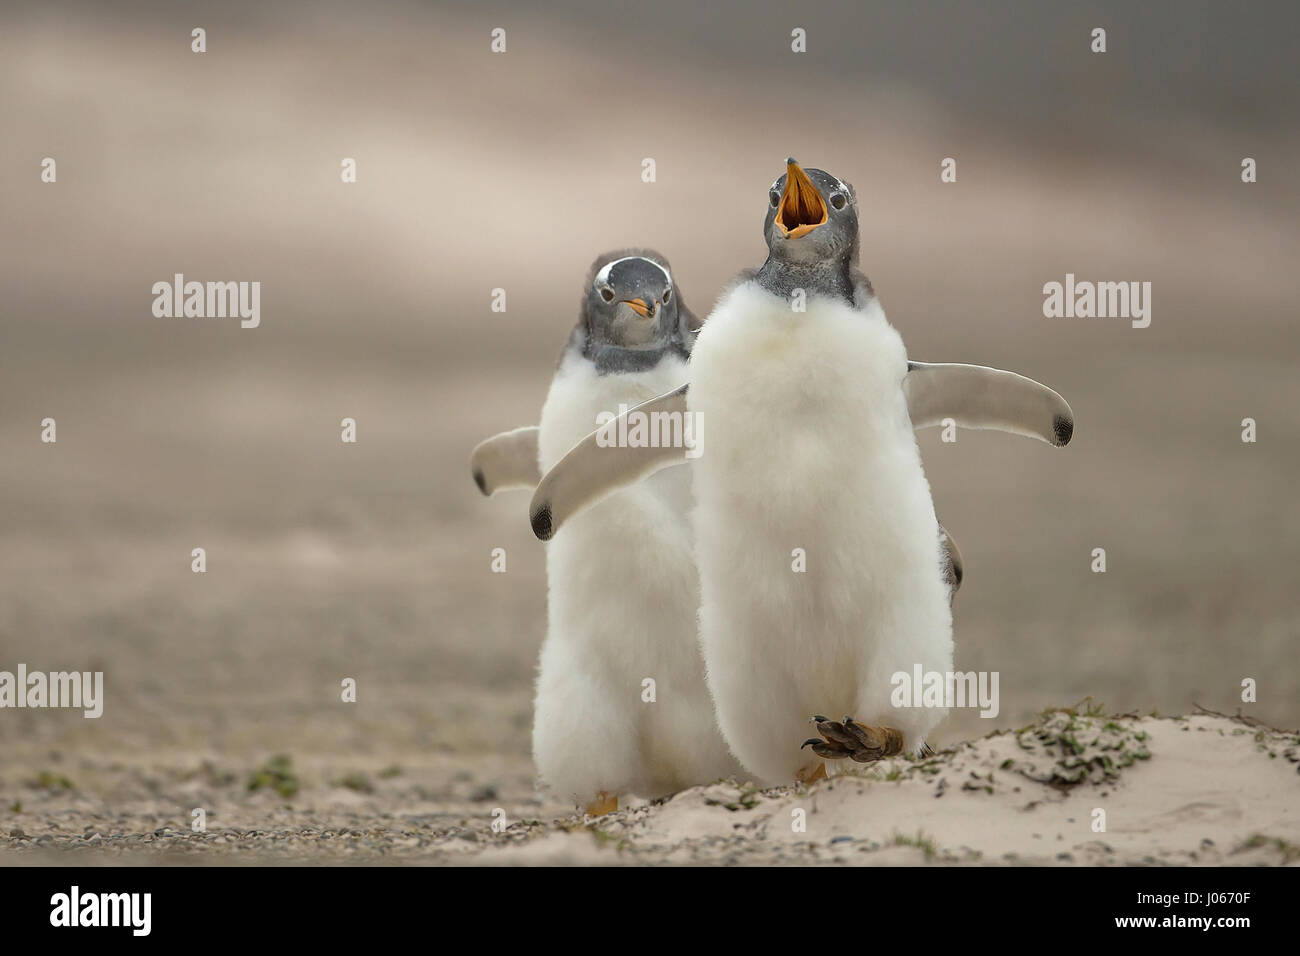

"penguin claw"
[803,715,905,764]
[801,738,844,759]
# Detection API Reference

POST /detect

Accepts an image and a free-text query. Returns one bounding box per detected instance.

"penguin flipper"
[470,426,541,496]
[530,384,691,541]
[939,523,963,596]
[904,361,1074,447]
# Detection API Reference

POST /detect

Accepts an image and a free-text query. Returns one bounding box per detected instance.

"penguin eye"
[769,190,780,207]
[830,193,846,210]
[599,287,614,302]
[663,288,672,303]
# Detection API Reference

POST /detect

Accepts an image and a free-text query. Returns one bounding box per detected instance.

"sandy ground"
[2,710,1296,865]
[2,2,1298,866]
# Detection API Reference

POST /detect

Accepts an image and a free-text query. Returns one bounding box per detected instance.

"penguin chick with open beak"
[681,158,959,783]
[523,161,1074,577]
[527,161,1075,786]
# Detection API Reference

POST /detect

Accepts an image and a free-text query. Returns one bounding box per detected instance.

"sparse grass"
[1079,698,1107,718]
[32,771,74,792]
[589,827,629,851]
[248,754,299,798]
[199,761,236,787]
[892,830,938,860]
[334,772,373,794]
[706,782,761,811]
[1025,697,1108,728]
[1013,708,1151,787]
[1235,834,1300,863]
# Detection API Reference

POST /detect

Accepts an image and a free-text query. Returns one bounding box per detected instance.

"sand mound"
[5,709,1293,866]
[489,710,1298,866]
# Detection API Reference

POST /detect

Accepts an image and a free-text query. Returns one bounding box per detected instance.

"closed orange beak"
[622,298,653,317]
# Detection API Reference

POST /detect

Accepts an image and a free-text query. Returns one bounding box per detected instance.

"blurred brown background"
[1,0,1297,795]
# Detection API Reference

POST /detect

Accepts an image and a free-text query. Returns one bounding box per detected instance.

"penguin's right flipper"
[470,426,541,496]
[530,384,692,541]
[939,523,963,596]
[904,362,1074,446]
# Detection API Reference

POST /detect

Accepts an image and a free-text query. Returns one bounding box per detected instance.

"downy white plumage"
[528,161,1073,787]
[689,278,953,784]
[689,162,953,783]
[524,251,741,812]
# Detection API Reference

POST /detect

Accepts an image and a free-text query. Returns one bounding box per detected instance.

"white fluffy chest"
[687,280,944,617]
[685,282,952,780]
[537,351,697,674]
[538,352,690,472]
[689,283,913,476]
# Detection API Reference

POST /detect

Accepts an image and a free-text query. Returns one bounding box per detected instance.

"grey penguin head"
[583,253,679,350]
[572,250,701,373]
[763,158,860,268]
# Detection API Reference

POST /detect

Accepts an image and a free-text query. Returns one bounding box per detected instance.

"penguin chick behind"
[531,250,742,814]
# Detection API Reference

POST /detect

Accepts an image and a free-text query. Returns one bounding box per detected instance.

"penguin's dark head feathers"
[580,249,681,351]
[569,249,698,373]
[763,160,860,270]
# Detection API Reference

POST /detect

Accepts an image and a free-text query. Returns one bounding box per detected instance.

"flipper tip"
[531,503,554,541]
[1052,413,1074,447]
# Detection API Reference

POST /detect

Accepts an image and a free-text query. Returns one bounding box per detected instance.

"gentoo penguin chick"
[528,250,742,814]
[529,161,1074,786]
[685,159,955,784]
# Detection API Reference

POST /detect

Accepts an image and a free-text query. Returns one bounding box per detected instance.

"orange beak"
[774,159,828,239]
[622,298,653,318]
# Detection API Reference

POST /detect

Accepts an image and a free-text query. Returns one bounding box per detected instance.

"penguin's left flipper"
[939,523,963,595]
[904,362,1074,447]
[471,426,541,496]
[530,384,691,541]
[801,716,905,763]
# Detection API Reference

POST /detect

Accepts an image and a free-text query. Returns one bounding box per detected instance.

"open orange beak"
[774,159,827,239]
[622,298,653,318]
